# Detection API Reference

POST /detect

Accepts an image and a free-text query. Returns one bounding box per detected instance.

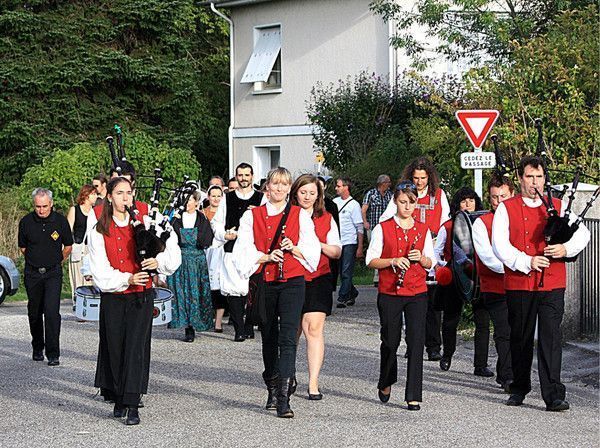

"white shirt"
[211,189,267,243]
[472,215,504,274]
[232,202,321,279]
[366,216,436,270]
[492,196,590,275]
[182,211,197,229]
[86,208,182,293]
[379,187,450,229]
[323,216,342,248]
[333,196,363,245]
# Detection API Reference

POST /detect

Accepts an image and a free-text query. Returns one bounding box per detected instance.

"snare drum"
[152,287,173,326]
[74,286,102,321]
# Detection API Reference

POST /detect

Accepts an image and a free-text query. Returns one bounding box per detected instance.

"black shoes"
[500,380,514,394]
[183,327,195,342]
[264,376,279,410]
[234,334,246,342]
[378,388,391,403]
[32,351,44,362]
[404,351,409,359]
[276,378,295,418]
[474,367,494,377]
[337,289,359,308]
[47,358,60,367]
[407,402,421,411]
[126,407,140,425]
[308,389,323,401]
[427,351,442,361]
[440,357,451,371]
[506,394,525,406]
[113,404,126,418]
[245,331,255,339]
[336,299,348,309]
[214,328,223,333]
[546,399,570,412]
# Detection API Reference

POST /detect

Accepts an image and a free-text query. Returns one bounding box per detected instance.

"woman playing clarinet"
[366,181,435,411]
[232,167,320,418]
[290,174,342,400]
[87,177,181,425]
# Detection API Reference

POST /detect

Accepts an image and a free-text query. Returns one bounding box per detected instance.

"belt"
[27,265,58,274]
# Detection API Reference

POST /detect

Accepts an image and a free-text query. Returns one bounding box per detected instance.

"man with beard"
[212,163,264,341]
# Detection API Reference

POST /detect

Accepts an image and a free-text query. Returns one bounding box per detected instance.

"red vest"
[414,188,444,235]
[306,211,332,282]
[378,218,429,296]
[503,195,566,291]
[252,204,305,282]
[93,201,151,293]
[474,213,505,294]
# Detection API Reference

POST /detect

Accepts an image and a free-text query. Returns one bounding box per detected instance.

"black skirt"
[211,289,228,310]
[95,289,155,407]
[303,274,334,316]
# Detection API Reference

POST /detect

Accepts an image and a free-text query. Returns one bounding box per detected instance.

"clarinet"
[276,225,287,281]
[396,233,421,288]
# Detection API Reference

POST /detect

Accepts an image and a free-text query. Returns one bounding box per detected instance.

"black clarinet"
[396,233,421,288]
[276,225,287,281]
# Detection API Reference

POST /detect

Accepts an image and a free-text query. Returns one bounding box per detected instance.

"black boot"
[126,407,140,425]
[184,326,195,343]
[113,402,126,418]
[264,375,279,410]
[276,378,294,418]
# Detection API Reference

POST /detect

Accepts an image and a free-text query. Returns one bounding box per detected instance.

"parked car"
[0,256,20,305]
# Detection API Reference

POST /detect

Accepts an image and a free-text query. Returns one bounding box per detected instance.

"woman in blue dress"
[168,190,214,342]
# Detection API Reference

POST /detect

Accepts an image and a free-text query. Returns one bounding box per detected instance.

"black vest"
[224,190,263,252]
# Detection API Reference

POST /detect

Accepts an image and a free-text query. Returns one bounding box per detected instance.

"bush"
[19,131,202,211]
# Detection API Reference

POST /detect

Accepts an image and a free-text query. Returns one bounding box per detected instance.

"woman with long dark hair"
[433,186,486,372]
[168,190,214,342]
[366,181,435,411]
[232,167,320,418]
[290,174,341,400]
[87,177,181,425]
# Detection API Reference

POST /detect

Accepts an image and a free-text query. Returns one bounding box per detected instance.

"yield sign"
[455,110,499,149]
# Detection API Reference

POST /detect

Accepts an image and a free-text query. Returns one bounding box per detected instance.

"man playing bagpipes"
[491,155,590,411]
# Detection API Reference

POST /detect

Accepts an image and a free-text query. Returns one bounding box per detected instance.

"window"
[253,145,281,180]
[241,25,281,92]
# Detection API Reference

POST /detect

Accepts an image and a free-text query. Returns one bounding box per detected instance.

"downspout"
[210,2,235,178]
[388,17,396,90]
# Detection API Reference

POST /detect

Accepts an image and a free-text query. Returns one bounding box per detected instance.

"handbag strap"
[258,201,292,274]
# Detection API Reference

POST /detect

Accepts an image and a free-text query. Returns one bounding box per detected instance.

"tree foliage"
[19,131,202,211]
[0,1,229,186]
[369,0,595,66]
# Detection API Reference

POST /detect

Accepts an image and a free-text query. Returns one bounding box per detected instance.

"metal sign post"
[456,110,500,198]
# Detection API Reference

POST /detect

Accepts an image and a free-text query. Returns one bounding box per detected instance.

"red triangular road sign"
[455,110,499,149]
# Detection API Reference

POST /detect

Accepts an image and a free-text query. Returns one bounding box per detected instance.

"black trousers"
[425,284,442,354]
[24,265,63,359]
[481,292,512,383]
[473,299,491,368]
[95,290,154,407]
[226,295,246,337]
[377,293,428,402]
[506,289,566,405]
[261,276,305,379]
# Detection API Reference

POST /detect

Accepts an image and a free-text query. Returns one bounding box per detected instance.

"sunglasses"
[396,181,417,193]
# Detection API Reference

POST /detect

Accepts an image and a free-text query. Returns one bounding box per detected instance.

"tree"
[369,0,595,66]
[0,1,229,185]
[19,131,202,211]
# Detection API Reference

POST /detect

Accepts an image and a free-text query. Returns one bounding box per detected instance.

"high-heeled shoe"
[378,388,390,403]
[307,389,323,400]
[407,402,421,411]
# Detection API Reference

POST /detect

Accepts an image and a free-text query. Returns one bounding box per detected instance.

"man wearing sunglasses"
[92,174,108,207]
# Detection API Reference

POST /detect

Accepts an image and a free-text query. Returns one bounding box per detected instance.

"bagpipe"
[533,119,599,286]
[105,124,127,175]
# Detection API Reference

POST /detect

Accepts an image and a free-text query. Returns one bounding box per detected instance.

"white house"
[205,0,463,179]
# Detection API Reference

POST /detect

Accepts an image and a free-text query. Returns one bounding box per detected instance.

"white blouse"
[87,209,182,293]
[232,202,321,279]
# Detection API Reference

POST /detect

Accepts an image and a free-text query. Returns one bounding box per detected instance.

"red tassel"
[436,265,453,285]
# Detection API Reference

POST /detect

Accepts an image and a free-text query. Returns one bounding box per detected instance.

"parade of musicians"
[0,1,598,447]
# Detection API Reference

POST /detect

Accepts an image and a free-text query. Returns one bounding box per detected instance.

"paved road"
[0,287,598,448]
